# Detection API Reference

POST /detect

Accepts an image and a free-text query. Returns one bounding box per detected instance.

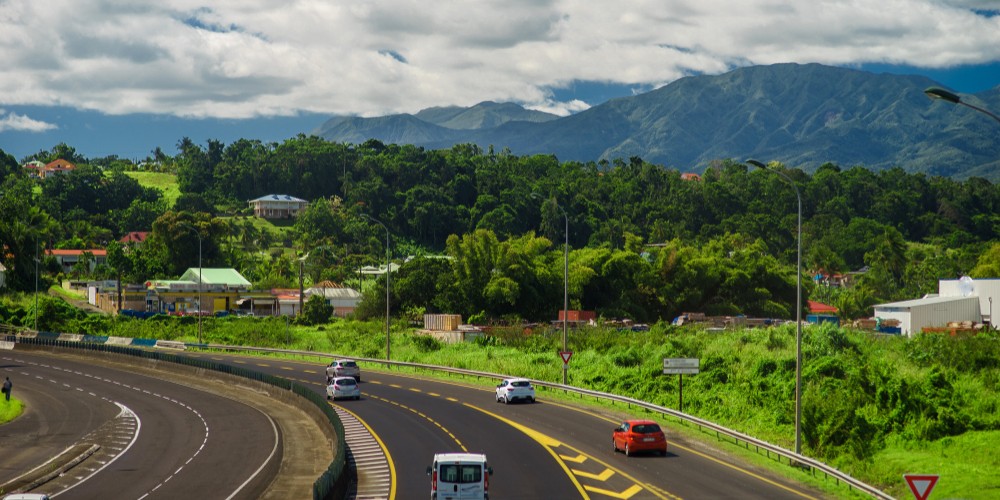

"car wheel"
[625,443,631,457]
[529,397,535,403]
[503,395,510,404]
[612,438,618,452]
[326,394,331,400]
[660,449,667,457]
[355,395,361,401]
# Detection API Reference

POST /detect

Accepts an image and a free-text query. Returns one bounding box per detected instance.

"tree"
[300,294,333,325]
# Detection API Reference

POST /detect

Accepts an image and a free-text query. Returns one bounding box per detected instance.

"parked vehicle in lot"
[494,378,535,404]
[326,376,361,400]
[612,419,667,456]
[427,452,492,499]
[326,359,361,382]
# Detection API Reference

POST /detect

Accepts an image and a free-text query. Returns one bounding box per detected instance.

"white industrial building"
[873,277,996,336]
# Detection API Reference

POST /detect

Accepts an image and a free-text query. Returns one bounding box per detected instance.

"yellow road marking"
[334,405,397,500]
[584,484,644,499]
[573,468,615,481]
[560,453,588,463]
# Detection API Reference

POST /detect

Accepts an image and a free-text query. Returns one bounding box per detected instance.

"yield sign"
[559,351,573,364]
[904,474,939,500]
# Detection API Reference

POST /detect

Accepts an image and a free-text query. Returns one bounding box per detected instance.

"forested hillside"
[3,139,998,324]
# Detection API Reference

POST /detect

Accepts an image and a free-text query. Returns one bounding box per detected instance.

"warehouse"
[873,295,981,337]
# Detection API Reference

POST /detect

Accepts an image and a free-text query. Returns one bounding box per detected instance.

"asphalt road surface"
[188,351,831,500]
[0,350,280,499]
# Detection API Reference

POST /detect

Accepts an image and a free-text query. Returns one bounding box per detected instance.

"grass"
[0,398,24,424]
[124,171,181,207]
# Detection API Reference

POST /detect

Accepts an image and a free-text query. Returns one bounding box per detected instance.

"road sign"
[904,474,939,500]
[663,358,699,374]
[559,351,573,364]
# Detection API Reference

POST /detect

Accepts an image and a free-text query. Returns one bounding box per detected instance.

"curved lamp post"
[361,214,391,361]
[532,193,570,385]
[924,87,1000,125]
[180,223,203,345]
[298,245,335,316]
[746,159,803,455]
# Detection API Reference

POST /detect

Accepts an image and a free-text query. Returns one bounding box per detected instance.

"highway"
[2,345,829,499]
[189,351,827,500]
[0,350,280,499]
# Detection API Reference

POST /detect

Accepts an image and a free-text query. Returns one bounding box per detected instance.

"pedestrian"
[2,376,11,402]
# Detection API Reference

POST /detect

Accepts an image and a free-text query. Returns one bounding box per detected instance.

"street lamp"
[361,214,391,360]
[532,193,570,385]
[924,87,1000,125]
[181,223,203,345]
[746,159,803,455]
[34,237,39,333]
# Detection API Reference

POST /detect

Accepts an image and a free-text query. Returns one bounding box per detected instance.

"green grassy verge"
[1,398,24,424]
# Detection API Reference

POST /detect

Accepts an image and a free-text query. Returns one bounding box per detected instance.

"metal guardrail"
[202,342,894,499]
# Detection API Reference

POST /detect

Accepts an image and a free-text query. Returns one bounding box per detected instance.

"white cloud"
[0,0,997,120]
[0,109,57,132]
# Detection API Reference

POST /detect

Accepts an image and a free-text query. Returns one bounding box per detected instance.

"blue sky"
[1,1,999,162]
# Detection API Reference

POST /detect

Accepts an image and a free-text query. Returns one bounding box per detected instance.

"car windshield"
[439,464,482,484]
[632,424,662,434]
[337,378,357,386]
[511,381,531,387]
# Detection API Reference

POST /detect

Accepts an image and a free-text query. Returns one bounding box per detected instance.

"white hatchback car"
[495,378,535,404]
[326,376,361,401]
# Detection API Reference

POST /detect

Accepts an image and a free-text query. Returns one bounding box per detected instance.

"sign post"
[903,474,938,500]
[559,351,573,371]
[663,358,699,412]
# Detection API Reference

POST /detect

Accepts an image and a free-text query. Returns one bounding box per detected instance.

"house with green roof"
[146,268,252,315]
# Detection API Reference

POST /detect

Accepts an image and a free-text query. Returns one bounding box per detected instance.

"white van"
[427,452,492,499]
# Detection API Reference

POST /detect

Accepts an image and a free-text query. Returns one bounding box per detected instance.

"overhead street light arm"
[925,86,1000,125]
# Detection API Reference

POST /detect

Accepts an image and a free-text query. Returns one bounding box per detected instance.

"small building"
[306,281,362,317]
[873,295,981,337]
[46,249,108,274]
[249,194,308,219]
[119,232,150,245]
[146,268,252,315]
[938,277,1000,327]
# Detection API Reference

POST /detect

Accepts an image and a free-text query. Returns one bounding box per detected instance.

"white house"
[249,194,308,219]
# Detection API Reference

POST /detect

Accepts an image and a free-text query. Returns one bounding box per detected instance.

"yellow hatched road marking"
[573,468,615,481]
[560,453,587,463]
[584,484,644,499]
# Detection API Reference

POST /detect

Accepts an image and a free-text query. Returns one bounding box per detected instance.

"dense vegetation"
[3,139,998,324]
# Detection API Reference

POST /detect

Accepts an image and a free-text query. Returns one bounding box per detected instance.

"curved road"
[0,350,279,499]
[189,351,828,499]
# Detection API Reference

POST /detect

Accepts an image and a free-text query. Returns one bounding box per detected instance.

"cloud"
[0,0,997,120]
[0,109,58,132]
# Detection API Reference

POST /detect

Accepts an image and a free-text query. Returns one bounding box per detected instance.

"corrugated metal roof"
[306,287,361,299]
[874,295,977,309]
[249,194,307,203]
[179,268,252,287]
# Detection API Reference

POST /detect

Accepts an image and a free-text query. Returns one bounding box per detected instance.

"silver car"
[495,378,536,404]
[326,376,361,400]
[326,359,361,382]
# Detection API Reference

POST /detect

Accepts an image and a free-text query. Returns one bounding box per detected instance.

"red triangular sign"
[559,351,573,364]
[904,474,938,500]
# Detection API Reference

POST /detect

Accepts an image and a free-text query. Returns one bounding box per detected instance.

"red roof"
[120,231,150,243]
[46,249,107,257]
[807,300,838,314]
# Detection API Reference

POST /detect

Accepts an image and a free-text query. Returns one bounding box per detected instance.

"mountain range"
[314,63,1000,181]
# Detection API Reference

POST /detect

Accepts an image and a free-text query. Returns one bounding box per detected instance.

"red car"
[612,419,668,456]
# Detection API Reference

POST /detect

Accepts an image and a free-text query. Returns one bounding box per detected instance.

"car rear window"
[511,381,531,387]
[633,424,662,434]
[337,378,357,386]
[439,464,482,484]
[342,361,358,368]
